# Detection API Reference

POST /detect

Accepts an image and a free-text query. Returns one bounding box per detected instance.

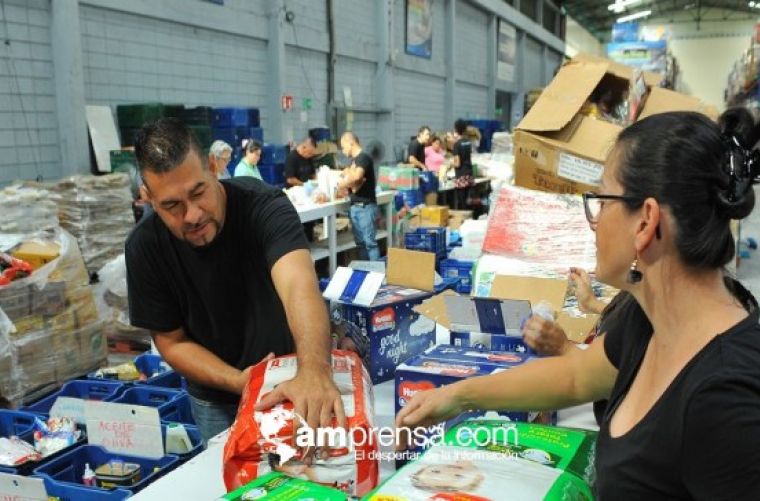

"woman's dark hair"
[242,138,262,154]
[614,111,755,269]
[718,107,757,148]
[454,119,467,136]
[429,135,441,144]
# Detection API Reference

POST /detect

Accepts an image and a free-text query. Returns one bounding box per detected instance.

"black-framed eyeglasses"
[582,192,641,225]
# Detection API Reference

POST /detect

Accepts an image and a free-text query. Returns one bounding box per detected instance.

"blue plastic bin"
[405,227,447,260]
[22,380,125,416]
[0,410,86,475]
[418,171,439,194]
[33,445,179,493]
[37,475,133,500]
[262,144,287,165]
[258,163,286,186]
[159,393,196,426]
[112,387,182,421]
[439,258,474,294]
[399,188,423,208]
[87,354,182,390]
[212,107,260,128]
[212,126,263,149]
[160,423,203,462]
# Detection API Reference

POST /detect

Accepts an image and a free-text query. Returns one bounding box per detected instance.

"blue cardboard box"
[332,285,437,384]
[394,346,556,464]
[450,330,533,354]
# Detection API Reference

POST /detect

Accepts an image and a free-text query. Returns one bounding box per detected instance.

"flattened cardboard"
[0,473,48,500]
[556,312,599,344]
[387,248,436,292]
[412,290,457,329]
[489,275,568,311]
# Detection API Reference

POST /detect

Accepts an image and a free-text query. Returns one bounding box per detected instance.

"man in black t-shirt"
[451,119,475,210]
[407,125,431,171]
[338,132,379,261]
[126,119,344,442]
[284,137,318,187]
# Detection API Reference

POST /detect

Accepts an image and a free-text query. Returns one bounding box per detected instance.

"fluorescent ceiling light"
[608,0,640,12]
[617,9,652,23]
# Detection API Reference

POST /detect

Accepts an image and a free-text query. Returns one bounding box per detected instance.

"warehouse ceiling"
[560,0,760,41]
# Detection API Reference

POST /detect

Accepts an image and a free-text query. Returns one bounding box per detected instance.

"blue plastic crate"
[33,445,179,493]
[160,423,203,462]
[212,126,263,149]
[258,163,285,186]
[439,259,473,282]
[404,227,447,258]
[261,144,287,165]
[399,188,423,208]
[212,107,260,128]
[112,387,182,420]
[159,393,196,426]
[37,475,133,500]
[22,380,125,416]
[87,354,182,390]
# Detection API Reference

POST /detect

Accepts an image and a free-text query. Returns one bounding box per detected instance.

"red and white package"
[223,350,379,498]
[482,185,597,270]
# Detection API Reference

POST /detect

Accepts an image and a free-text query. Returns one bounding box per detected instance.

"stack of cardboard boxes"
[0,229,107,406]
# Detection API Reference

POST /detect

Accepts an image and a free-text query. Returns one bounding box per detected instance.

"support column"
[51,0,89,175]
[374,0,394,162]
[444,0,456,127]
[510,30,526,130]
[266,0,286,144]
[487,14,497,119]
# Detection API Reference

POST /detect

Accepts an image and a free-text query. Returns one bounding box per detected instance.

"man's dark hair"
[418,125,431,135]
[454,119,467,135]
[242,138,262,153]
[134,118,205,175]
[343,131,360,146]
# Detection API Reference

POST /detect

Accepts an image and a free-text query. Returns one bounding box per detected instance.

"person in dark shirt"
[451,119,474,210]
[126,119,344,443]
[407,125,431,171]
[338,132,379,261]
[395,111,760,499]
[284,137,318,187]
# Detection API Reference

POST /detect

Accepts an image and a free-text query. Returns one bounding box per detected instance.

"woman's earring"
[627,258,643,284]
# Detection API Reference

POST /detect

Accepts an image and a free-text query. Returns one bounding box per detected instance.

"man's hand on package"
[234,352,275,394]
[255,365,346,461]
[569,267,606,315]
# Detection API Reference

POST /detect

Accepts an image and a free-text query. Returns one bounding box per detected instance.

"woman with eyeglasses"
[396,111,760,498]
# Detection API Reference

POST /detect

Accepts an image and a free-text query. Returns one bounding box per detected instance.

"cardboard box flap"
[412,292,531,336]
[489,275,568,312]
[413,290,458,329]
[517,61,609,133]
[543,114,620,163]
[571,52,663,87]
[387,248,436,292]
[638,87,703,120]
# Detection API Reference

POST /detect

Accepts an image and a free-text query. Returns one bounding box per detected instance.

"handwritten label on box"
[85,401,164,459]
[0,473,47,501]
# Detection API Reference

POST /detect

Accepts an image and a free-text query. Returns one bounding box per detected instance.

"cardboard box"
[423,192,438,207]
[326,249,439,384]
[448,210,473,230]
[420,205,449,227]
[514,54,708,195]
[378,166,419,190]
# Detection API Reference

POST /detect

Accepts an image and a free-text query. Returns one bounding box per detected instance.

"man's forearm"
[286,287,332,373]
[155,337,244,394]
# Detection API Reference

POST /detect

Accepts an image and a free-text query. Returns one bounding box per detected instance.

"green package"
[364,420,597,501]
[378,166,419,190]
[219,472,347,501]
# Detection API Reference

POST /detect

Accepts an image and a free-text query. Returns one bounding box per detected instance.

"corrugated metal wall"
[0,0,59,183]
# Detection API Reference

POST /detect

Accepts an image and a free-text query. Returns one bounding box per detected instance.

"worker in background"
[127,119,344,443]
[284,136,318,187]
[450,119,475,210]
[208,140,232,180]
[407,125,431,170]
[424,135,447,174]
[233,138,262,180]
[338,132,379,261]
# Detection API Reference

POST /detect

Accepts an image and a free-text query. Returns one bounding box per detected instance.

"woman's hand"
[522,315,573,356]
[569,267,606,315]
[394,384,465,449]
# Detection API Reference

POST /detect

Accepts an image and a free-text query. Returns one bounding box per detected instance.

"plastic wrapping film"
[471,152,514,182]
[27,173,134,276]
[0,185,59,234]
[0,228,108,407]
[93,254,152,358]
[483,185,597,270]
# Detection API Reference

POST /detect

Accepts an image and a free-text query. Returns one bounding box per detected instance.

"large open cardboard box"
[514,54,709,195]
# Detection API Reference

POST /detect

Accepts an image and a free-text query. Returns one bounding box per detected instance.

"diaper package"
[223,350,379,498]
[366,420,597,501]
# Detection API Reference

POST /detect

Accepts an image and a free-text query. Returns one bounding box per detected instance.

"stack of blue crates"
[404,227,447,265]
[439,259,474,294]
